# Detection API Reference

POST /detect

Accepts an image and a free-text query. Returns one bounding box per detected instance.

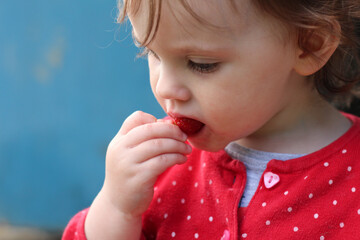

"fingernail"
[165,119,174,124]
[186,144,192,153]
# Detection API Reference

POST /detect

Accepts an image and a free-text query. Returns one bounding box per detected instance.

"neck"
[236,90,352,154]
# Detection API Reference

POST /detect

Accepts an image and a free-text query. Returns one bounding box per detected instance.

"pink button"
[220,230,230,240]
[264,172,280,188]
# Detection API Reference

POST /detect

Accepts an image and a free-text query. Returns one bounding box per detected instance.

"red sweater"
[63,113,360,240]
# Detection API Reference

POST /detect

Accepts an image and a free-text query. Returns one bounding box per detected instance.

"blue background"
[0,0,163,230]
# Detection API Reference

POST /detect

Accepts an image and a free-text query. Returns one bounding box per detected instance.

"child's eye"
[188,60,219,74]
[138,48,219,74]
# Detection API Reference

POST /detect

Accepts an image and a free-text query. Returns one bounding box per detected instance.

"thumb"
[118,111,157,135]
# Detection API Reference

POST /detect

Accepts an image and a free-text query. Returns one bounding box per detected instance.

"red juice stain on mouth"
[172,117,204,135]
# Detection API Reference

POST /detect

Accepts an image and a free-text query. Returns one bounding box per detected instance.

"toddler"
[63,0,360,239]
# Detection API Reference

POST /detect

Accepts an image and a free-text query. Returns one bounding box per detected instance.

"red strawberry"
[172,117,204,135]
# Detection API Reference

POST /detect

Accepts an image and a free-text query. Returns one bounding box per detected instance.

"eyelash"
[139,48,219,74]
[188,61,219,74]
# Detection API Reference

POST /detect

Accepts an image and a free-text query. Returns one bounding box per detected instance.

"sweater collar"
[210,113,360,174]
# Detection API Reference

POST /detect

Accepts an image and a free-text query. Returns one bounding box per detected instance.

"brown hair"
[117,0,360,107]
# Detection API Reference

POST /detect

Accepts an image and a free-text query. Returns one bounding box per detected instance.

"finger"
[126,121,187,148]
[132,138,192,163]
[139,153,188,182]
[118,111,157,135]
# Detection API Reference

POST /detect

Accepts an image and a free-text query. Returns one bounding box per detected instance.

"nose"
[155,66,191,101]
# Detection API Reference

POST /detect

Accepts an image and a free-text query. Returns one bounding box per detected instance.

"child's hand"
[100,111,191,218]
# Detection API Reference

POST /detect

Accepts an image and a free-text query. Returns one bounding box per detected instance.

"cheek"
[148,60,158,95]
[148,60,166,108]
[197,85,240,131]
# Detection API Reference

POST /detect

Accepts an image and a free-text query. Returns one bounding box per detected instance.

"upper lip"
[167,112,184,119]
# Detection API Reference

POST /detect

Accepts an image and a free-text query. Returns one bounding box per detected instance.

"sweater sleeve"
[62,208,89,240]
[62,208,147,240]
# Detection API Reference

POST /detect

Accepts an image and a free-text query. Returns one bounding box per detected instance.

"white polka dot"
[358,209,360,215]
[266,220,271,225]
[333,200,338,205]
[164,213,168,219]
[314,213,319,219]
[304,176,308,180]
[340,222,344,228]
[284,191,289,195]
[187,215,191,220]
[342,149,347,154]
[200,198,204,204]
[352,187,356,192]
[348,166,352,172]
[194,233,199,239]
[242,233,247,238]
[320,236,325,240]
[203,163,206,167]
[262,202,267,207]
[216,198,220,204]
[75,232,78,236]
[194,182,199,188]
[172,181,177,186]
[171,232,176,237]
[288,207,293,212]
[181,198,186,204]
[324,162,329,167]
[294,227,299,232]
[188,166,193,171]
[209,216,213,222]
[154,186,158,191]
[226,217,229,223]
[309,193,314,199]
[157,198,161,203]
[329,179,333,185]
[209,179,213,185]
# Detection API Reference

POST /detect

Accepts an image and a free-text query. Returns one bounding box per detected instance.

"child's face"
[130,0,304,151]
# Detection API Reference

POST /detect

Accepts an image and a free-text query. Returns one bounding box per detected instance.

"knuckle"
[133,110,144,117]
[126,111,142,122]
[158,153,179,166]
[157,154,168,164]
[152,139,164,148]
[143,122,154,132]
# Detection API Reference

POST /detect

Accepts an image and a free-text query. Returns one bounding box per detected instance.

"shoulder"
[341,112,360,148]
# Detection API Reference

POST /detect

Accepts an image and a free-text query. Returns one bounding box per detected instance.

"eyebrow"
[132,32,234,57]
[133,34,233,58]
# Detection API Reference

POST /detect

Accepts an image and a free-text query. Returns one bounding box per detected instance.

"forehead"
[128,0,254,46]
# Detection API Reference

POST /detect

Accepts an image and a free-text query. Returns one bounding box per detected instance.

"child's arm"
[84,111,191,240]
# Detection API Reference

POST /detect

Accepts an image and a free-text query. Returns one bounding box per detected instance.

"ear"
[294,20,341,76]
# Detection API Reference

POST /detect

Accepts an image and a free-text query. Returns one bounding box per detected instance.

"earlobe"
[294,21,341,76]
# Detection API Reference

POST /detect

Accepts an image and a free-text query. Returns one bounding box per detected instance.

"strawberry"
[172,117,204,135]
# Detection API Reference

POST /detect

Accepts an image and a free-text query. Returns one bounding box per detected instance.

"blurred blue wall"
[0,0,163,230]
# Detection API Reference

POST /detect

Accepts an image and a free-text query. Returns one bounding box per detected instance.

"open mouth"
[171,116,205,136]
